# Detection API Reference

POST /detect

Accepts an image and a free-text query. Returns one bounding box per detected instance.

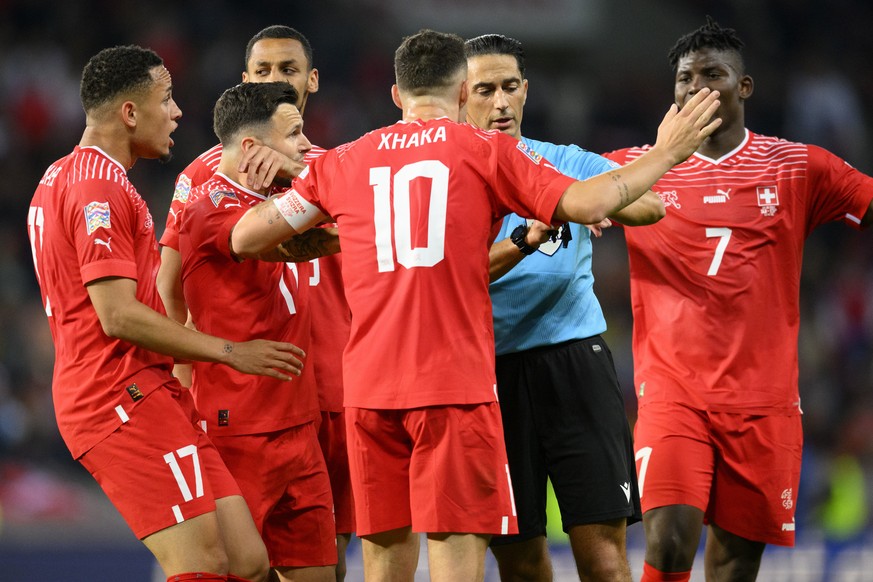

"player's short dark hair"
[464,34,526,77]
[80,45,163,114]
[394,29,467,96]
[668,16,745,72]
[245,25,314,70]
[213,82,300,144]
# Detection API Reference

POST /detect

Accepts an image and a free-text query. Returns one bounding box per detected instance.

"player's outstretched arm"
[247,226,341,263]
[231,192,327,258]
[554,88,721,224]
[87,277,305,381]
[608,190,666,226]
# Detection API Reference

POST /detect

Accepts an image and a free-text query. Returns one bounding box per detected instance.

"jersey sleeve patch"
[84,201,111,235]
[173,174,192,203]
[516,141,543,164]
[209,189,239,208]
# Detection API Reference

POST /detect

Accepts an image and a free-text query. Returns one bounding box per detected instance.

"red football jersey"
[161,144,222,250]
[178,173,319,435]
[281,118,575,409]
[163,143,348,412]
[605,130,873,413]
[27,146,176,459]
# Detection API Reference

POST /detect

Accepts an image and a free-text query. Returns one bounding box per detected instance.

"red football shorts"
[79,387,240,539]
[633,400,802,546]
[345,403,518,537]
[210,421,337,568]
[317,410,355,534]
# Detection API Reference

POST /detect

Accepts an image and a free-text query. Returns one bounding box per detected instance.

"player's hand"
[653,88,722,165]
[586,218,612,238]
[223,339,305,381]
[239,145,307,191]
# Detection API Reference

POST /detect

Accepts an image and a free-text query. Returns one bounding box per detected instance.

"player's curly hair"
[668,16,745,72]
[213,81,300,144]
[464,34,526,77]
[394,29,467,96]
[245,25,314,71]
[80,45,163,114]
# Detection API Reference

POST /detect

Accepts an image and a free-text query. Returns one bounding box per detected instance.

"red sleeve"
[181,189,247,263]
[69,178,139,284]
[289,154,331,217]
[161,156,221,249]
[805,145,873,231]
[491,132,575,224]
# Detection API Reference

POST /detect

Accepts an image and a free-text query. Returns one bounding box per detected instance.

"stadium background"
[1,0,872,579]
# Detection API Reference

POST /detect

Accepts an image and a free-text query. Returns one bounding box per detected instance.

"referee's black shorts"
[491,335,642,545]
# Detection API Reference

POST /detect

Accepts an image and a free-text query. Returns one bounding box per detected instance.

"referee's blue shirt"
[490,137,617,356]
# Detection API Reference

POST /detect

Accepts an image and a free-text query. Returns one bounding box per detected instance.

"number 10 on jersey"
[370,161,449,272]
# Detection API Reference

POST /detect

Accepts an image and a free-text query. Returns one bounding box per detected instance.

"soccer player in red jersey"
[156,26,356,579]
[229,29,720,582]
[26,45,306,582]
[603,18,873,582]
[158,24,322,368]
[178,82,336,582]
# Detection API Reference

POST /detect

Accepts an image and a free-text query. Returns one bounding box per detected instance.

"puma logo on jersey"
[703,188,731,204]
[93,236,112,252]
[619,482,631,503]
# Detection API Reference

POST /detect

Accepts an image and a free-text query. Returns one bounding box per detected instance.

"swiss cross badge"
[757,185,779,216]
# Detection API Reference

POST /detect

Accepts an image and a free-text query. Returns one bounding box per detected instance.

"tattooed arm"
[245,226,341,262]
[608,190,665,226]
[231,191,329,259]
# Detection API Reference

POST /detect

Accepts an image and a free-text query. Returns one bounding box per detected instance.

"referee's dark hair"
[464,34,526,78]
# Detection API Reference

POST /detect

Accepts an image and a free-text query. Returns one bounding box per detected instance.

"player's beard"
[159,152,173,164]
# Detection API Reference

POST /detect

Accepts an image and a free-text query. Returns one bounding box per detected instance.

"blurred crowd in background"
[0,0,872,555]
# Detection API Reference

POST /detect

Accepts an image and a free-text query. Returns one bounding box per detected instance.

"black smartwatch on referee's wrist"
[510,224,536,255]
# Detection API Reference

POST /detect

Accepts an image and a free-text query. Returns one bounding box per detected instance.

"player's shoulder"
[747,131,806,153]
[305,144,328,162]
[179,144,222,181]
[67,146,131,189]
[194,143,223,168]
[185,174,232,208]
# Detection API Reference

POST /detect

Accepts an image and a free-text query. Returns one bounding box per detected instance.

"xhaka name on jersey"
[377,126,447,150]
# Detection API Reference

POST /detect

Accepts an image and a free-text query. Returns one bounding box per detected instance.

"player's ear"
[121,100,137,129]
[239,136,258,154]
[522,78,529,105]
[458,79,468,109]
[307,68,319,94]
[391,84,403,110]
[738,74,754,100]
[241,71,249,83]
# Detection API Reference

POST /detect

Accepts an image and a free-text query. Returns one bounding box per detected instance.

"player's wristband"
[272,191,322,232]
